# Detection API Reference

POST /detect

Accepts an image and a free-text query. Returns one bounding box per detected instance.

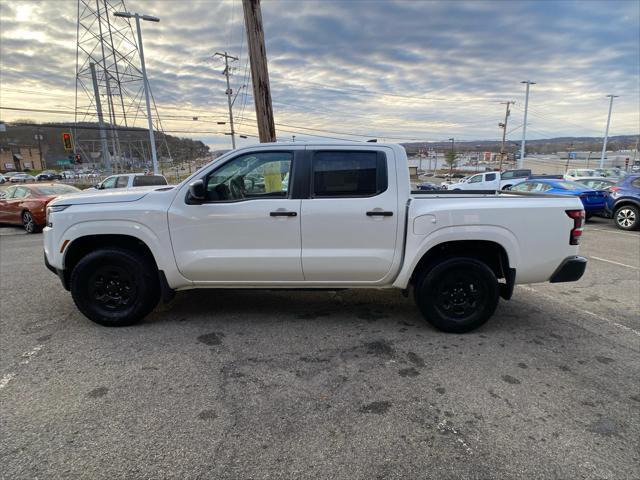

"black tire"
[414,257,500,333]
[22,211,39,234]
[585,212,593,221]
[70,247,160,327]
[613,204,639,231]
[502,185,512,191]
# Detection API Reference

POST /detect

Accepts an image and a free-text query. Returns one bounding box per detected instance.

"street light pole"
[114,11,160,174]
[600,94,618,168]
[519,81,535,169]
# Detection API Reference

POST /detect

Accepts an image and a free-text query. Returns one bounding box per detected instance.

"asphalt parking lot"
[1,218,638,479]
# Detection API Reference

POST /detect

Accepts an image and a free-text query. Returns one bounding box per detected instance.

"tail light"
[608,186,620,192]
[566,209,585,245]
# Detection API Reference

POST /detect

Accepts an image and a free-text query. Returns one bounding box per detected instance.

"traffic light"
[62,132,73,151]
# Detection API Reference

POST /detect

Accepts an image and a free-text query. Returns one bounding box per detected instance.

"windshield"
[34,185,81,195]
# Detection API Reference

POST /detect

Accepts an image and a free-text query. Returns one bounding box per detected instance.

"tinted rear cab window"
[133,175,167,187]
[312,151,387,197]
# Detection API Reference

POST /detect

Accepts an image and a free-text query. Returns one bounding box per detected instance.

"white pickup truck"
[446,169,533,191]
[87,173,168,190]
[44,143,587,333]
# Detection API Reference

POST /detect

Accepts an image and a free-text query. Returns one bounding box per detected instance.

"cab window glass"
[14,187,30,198]
[205,152,292,202]
[512,183,532,192]
[485,173,496,181]
[4,187,17,198]
[312,151,386,197]
[468,175,482,183]
[116,176,129,188]
[133,175,167,187]
[101,176,117,189]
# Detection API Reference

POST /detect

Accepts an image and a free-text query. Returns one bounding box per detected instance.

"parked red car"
[0,184,81,233]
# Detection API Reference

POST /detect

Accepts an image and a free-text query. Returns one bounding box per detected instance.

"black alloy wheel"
[415,257,500,333]
[70,247,160,326]
[88,265,138,312]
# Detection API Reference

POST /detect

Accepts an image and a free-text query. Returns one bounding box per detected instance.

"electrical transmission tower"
[74,0,171,173]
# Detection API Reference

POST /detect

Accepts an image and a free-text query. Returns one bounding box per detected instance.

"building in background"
[1,144,44,172]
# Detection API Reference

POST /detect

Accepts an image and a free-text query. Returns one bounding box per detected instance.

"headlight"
[46,205,70,226]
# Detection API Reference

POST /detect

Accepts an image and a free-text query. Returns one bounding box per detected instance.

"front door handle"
[366,211,393,217]
[270,211,297,217]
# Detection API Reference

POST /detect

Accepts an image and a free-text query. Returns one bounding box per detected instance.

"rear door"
[483,172,500,190]
[300,148,398,282]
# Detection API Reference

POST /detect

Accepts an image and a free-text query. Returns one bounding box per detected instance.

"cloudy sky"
[1,0,638,150]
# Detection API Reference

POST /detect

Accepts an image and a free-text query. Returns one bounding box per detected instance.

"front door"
[0,186,17,223]
[168,150,303,283]
[3,186,29,224]
[300,149,399,283]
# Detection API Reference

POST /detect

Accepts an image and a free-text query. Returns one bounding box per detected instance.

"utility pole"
[242,0,276,142]
[499,101,515,171]
[519,80,535,169]
[34,130,45,169]
[600,94,618,168]
[214,51,239,149]
[448,137,455,178]
[89,62,112,173]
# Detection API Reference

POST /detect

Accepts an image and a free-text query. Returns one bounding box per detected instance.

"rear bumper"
[549,256,587,283]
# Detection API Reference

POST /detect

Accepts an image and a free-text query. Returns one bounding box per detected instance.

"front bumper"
[44,251,69,290]
[549,256,587,283]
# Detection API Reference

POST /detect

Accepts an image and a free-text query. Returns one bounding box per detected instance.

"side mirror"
[188,179,206,202]
[0,192,6,199]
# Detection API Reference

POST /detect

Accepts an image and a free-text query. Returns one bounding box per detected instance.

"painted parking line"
[587,227,640,238]
[0,373,16,390]
[518,285,640,338]
[0,344,45,391]
[590,256,640,270]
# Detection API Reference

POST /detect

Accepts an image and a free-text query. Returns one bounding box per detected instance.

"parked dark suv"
[606,174,640,230]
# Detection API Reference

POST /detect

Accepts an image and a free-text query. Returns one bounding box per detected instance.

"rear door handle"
[270,211,297,217]
[366,211,393,217]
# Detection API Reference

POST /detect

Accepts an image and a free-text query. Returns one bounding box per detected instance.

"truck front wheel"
[70,247,160,327]
[415,257,499,333]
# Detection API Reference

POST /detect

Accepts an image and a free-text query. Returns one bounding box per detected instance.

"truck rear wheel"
[414,257,499,333]
[70,247,160,327]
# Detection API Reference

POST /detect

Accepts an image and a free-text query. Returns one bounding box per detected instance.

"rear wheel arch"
[410,240,514,299]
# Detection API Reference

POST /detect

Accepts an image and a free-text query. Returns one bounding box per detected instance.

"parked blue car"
[510,179,608,218]
[605,174,640,230]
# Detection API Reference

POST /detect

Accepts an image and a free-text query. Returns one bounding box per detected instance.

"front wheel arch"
[64,234,159,287]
